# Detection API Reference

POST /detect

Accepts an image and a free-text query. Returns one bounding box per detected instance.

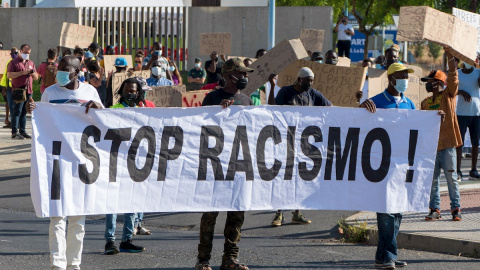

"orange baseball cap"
[421,70,446,83]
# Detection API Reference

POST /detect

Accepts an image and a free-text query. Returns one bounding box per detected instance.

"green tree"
[414,42,424,58]
[428,42,442,61]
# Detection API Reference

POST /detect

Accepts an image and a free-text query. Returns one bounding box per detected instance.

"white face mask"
[151,66,161,77]
[21,53,29,60]
[155,50,162,56]
[195,63,201,68]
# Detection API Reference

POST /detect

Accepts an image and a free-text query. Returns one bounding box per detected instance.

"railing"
[80,6,188,70]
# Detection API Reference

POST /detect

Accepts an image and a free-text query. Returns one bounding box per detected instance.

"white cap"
[297,67,315,78]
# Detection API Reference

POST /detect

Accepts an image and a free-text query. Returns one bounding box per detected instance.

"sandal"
[220,258,249,270]
[137,226,152,235]
[195,261,212,270]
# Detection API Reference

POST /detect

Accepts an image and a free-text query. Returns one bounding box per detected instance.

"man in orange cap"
[421,47,462,222]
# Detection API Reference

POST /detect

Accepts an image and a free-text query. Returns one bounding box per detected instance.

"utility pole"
[268,0,275,50]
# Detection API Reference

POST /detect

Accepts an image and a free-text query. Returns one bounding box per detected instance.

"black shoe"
[452,208,462,221]
[20,133,31,139]
[119,239,145,253]
[104,240,119,255]
[469,170,480,180]
[12,133,25,140]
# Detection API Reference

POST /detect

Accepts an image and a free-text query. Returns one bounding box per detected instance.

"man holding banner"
[361,63,415,269]
[196,58,253,270]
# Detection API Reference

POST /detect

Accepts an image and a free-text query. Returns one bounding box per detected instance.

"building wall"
[187,6,333,69]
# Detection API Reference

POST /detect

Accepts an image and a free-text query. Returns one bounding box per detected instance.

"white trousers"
[49,216,86,270]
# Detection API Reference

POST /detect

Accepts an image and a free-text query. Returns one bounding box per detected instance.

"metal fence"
[80,6,188,70]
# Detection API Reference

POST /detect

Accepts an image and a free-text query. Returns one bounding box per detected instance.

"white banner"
[31,104,440,217]
[453,7,480,53]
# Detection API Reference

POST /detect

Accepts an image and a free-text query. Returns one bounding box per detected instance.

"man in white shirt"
[334,16,355,59]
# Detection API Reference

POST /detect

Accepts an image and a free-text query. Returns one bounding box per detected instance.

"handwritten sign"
[453,8,480,53]
[244,39,309,96]
[397,6,478,65]
[405,64,424,77]
[0,50,10,74]
[182,90,212,107]
[299,29,325,53]
[59,22,96,49]
[199,33,232,55]
[103,55,134,76]
[111,70,151,104]
[146,85,186,107]
[277,59,366,107]
[337,57,351,67]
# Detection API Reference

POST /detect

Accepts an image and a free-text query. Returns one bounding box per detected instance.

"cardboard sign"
[146,85,186,107]
[337,57,351,67]
[453,8,480,53]
[103,55,134,76]
[299,29,325,53]
[111,70,151,105]
[199,33,232,55]
[397,6,478,65]
[244,39,309,96]
[182,90,211,107]
[59,22,96,49]
[0,50,10,74]
[277,59,366,107]
[228,56,257,62]
[405,64,424,77]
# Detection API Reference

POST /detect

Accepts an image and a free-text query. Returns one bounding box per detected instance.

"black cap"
[311,51,323,61]
[89,42,100,50]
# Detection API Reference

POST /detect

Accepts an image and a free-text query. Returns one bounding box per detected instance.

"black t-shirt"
[275,85,332,106]
[202,88,253,106]
[204,60,223,84]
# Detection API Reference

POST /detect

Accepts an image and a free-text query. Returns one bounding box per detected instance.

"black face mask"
[231,74,248,90]
[426,82,434,93]
[122,93,137,106]
[300,81,311,91]
[325,59,337,65]
[219,79,226,87]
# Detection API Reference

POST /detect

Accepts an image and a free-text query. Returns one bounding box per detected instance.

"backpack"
[42,62,57,88]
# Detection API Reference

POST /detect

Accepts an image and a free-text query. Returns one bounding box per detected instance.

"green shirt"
[250,84,266,106]
[188,68,206,79]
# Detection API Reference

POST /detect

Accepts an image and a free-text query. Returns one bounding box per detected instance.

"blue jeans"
[429,147,461,210]
[11,93,30,135]
[104,213,135,242]
[376,212,402,263]
[134,213,144,228]
[6,89,14,122]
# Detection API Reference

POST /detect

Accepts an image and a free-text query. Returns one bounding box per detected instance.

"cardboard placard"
[111,70,151,105]
[277,59,366,107]
[337,57,351,67]
[397,6,478,65]
[103,55,134,76]
[59,22,96,49]
[405,64,424,77]
[182,90,212,107]
[453,8,480,53]
[299,29,325,53]
[146,85,186,107]
[244,39,309,96]
[199,33,232,55]
[0,50,10,74]
[227,56,257,62]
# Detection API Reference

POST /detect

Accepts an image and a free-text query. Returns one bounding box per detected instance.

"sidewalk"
[2,105,480,258]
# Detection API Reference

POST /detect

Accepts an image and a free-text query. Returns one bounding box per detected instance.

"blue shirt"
[146,76,174,87]
[457,68,480,116]
[370,90,415,110]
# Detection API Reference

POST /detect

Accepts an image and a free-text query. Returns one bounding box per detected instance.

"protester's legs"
[222,211,245,261]
[429,150,442,209]
[49,216,67,270]
[337,41,346,57]
[457,116,469,173]
[65,216,85,270]
[469,117,480,170]
[104,214,117,242]
[6,89,14,123]
[198,212,219,262]
[10,100,22,134]
[344,40,351,58]
[442,147,461,210]
[376,213,401,263]
[19,93,30,134]
[122,213,136,242]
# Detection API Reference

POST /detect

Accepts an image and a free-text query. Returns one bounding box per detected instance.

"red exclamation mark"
[406,130,418,183]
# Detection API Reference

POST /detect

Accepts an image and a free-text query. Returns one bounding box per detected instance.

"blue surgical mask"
[392,78,408,93]
[195,63,201,68]
[375,64,383,69]
[464,63,473,69]
[56,70,72,86]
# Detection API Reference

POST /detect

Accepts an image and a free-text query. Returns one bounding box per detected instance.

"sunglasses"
[135,61,142,64]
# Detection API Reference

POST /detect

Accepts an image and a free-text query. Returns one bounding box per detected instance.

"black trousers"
[337,40,351,58]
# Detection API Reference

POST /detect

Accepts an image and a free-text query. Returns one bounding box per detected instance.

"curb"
[346,211,480,258]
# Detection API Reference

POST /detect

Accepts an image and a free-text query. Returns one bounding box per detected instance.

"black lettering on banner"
[298,126,323,181]
[198,125,225,180]
[104,128,132,182]
[256,125,282,181]
[406,130,419,183]
[51,141,62,200]
[284,126,296,180]
[78,125,101,184]
[158,126,184,181]
[127,126,156,182]
[226,126,254,180]
[362,128,391,182]
[325,127,360,180]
